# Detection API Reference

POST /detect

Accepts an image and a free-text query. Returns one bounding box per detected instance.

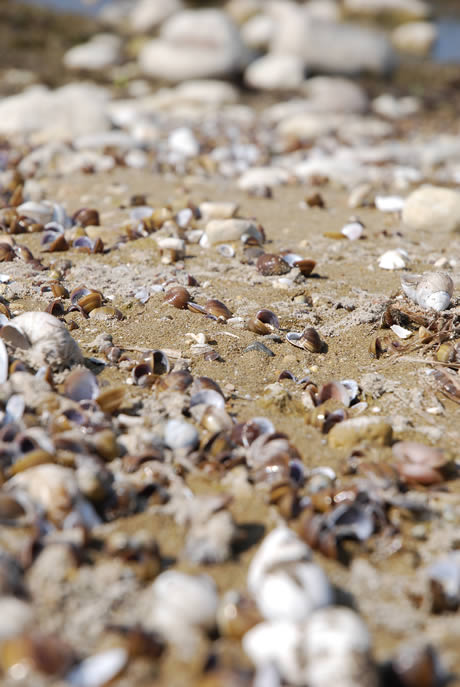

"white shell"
[375,195,405,212]
[147,571,218,632]
[243,621,304,686]
[1,311,83,369]
[248,527,332,622]
[341,221,363,240]
[401,272,454,311]
[390,324,412,339]
[67,648,128,687]
[378,249,409,270]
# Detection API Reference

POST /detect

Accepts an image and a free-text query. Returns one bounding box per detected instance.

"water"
[14,0,112,15]
[434,18,460,63]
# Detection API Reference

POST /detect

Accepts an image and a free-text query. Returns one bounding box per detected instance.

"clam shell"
[401,272,454,311]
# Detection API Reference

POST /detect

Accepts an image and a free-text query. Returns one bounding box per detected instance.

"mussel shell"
[247,309,280,335]
[63,368,99,402]
[73,207,100,227]
[205,299,232,321]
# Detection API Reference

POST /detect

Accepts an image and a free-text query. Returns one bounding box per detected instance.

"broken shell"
[379,249,409,270]
[341,220,364,241]
[205,298,232,321]
[164,286,190,309]
[401,272,454,311]
[287,327,323,353]
[256,253,290,276]
[0,311,83,369]
[247,309,280,335]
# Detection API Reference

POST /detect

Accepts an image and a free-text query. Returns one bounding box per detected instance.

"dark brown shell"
[164,286,190,309]
[205,299,232,320]
[72,208,100,227]
[256,253,290,276]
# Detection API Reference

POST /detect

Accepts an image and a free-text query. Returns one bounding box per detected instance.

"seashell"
[256,253,290,276]
[164,419,199,452]
[72,208,100,227]
[132,362,153,386]
[204,219,264,246]
[341,220,364,240]
[164,286,190,309]
[294,258,316,276]
[200,406,233,433]
[378,249,409,270]
[239,417,275,448]
[205,298,233,321]
[287,326,323,353]
[303,606,376,687]
[318,381,351,407]
[375,195,405,212]
[426,551,460,613]
[156,370,193,392]
[9,449,54,476]
[392,441,446,485]
[96,387,125,414]
[0,243,15,262]
[390,644,442,687]
[17,201,54,224]
[42,232,69,253]
[190,388,225,414]
[217,591,261,639]
[401,272,454,311]
[67,648,128,687]
[73,236,104,254]
[192,376,224,397]
[247,526,332,623]
[63,368,99,402]
[0,311,83,369]
[0,338,8,383]
[89,306,123,321]
[247,309,280,335]
[391,324,412,339]
[145,571,218,649]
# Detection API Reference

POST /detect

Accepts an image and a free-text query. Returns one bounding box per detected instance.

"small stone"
[328,416,393,448]
[403,185,460,232]
[392,21,437,57]
[244,54,305,91]
[63,34,122,71]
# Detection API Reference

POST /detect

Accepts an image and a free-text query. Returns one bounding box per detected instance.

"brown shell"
[256,253,290,276]
[164,286,190,309]
[294,258,316,276]
[0,243,15,262]
[205,299,232,320]
[73,207,100,227]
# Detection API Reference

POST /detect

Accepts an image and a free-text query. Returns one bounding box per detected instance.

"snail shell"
[401,272,454,311]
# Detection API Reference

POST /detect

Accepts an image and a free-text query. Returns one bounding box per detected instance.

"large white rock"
[269,2,395,75]
[403,185,460,232]
[245,54,305,90]
[129,0,184,33]
[241,13,274,50]
[392,21,437,57]
[0,83,110,143]
[343,0,430,20]
[63,34,122,71]
[139,9,251,82]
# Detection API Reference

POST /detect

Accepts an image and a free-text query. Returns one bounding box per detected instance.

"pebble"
[129,0,184,33]
[139,9,250,81]
[403,185,460,232]
[327,416,393,448]
[244,54,305,91]
[63,34,122,71]
[392,21,438,57]
[204,218,263,245]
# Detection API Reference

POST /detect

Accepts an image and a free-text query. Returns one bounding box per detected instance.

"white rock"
[301,76,368,113]
[241,13,274,50]
[204,218,263,245]
[175,80,238,106]
[238,166,290,190]
[63,34,122,71]
[129,0,184,33]
[139,9,250,82]
[375,195,405,212]
[199,201,238,222]
[245,54,304,90]
[392,20,437,56]
[372,93,420,119]
[378,249,409,270]
[0,83,110,144]
[403,185,460,232]
[269,3,395,75]
[278,112,344,140]
[168,127,200,157]
[0,598,34,640]
[248,527,332,622]
[344,0,429,19]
